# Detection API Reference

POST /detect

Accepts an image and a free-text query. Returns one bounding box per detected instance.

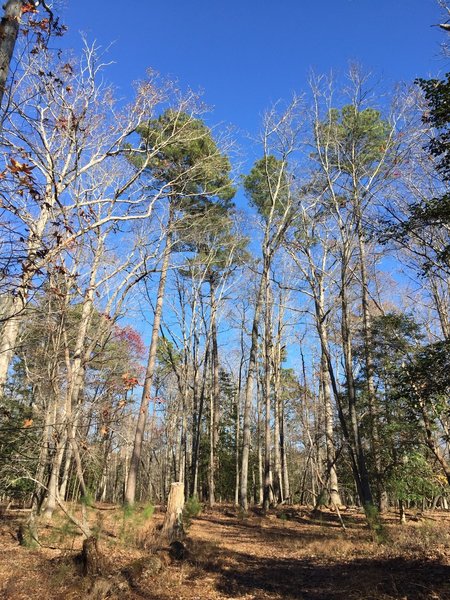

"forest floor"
[1,503,450,600]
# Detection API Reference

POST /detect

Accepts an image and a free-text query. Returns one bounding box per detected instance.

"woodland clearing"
[1,504,450,600]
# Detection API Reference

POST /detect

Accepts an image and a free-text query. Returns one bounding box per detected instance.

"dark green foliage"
[215,370,239,500]
[316,105,391,174]
[134,109,235,205]
[417,73,450,180]
[363,502,383,538]
[174,201,249,283]
[406,72,450,241]
[395,340,450,415]
[243,155,290,220]
[355,312,422,380]
[133,110,238,285]
[80,489,95,507]
[388,74,450,271]
[355,313,450,498]
[387,451,443,505]
[0,354,40,503]
[353,313,443,507]
[156,337,182,375]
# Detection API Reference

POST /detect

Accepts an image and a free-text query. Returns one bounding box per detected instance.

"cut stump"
[81,536,103,576]
[160,482,185,543]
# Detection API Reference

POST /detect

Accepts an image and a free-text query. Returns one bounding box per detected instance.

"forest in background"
[0,0,449,546]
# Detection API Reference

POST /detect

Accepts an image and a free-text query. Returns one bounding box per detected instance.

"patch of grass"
[142,503,155,520]
[119,502,155,547]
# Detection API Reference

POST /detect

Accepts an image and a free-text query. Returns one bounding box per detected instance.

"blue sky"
[61,0,447,138]
[56,0,448,363]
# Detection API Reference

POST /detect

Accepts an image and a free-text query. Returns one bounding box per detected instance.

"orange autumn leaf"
[21,3,37,14]
[8,158,35,176]
[121,372,139,390]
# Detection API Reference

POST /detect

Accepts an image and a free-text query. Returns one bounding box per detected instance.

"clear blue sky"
[57,0,447,358]
[61,0,447,137]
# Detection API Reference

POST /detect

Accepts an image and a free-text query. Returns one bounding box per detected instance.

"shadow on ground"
[192,540,450,600]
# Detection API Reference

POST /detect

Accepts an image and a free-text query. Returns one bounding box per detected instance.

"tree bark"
[256,377,264,505]
[272,290,285,503]
[321,350,342,507]
[357,210,387,511]
[125,224,172,506]
[240,266,266,510]
[208,276,220,506]
[340,244,374,510]
[263,268,273,511]
[160,482,185,543]
[280,393,290,502]
[0,0,22,110]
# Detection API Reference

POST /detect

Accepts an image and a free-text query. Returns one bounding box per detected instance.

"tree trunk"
[272,291,285,503]
[263,269,272,511]
[125,226,172,506]
[357,211,387,511]
[321,348,342,507]
[399,499,406,524]
[240,264,266,510]
[0,299,21,393]
[161,482,185,543]
[234,313,245,507]
[234,387,240,507]
[0,0,22,110]
[58,442,73,501]
[209,277,220,506]
[340,245,374,511]
[191,340,208,498]
[280,395,290,503]
[81,536,103,576]
[0,187,54,395]
[42,431,66,519]
[273,385,282,503]
[256,376,264,505]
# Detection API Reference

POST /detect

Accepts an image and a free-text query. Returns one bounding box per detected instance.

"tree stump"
[160,482,185,543]
[81,536,103,576]
[399,499,407,524]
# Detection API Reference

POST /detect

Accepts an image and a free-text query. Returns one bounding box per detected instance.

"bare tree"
[240,97,303,510]
[0,41,198,395]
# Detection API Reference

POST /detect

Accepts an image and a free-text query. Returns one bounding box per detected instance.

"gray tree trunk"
[240,268,266,510]
[125,226,172,505]
[208,278,220,506]
[263,270,273,511]
[340,243,374,510]
[357,211,387,512]
[0,0,22,110]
